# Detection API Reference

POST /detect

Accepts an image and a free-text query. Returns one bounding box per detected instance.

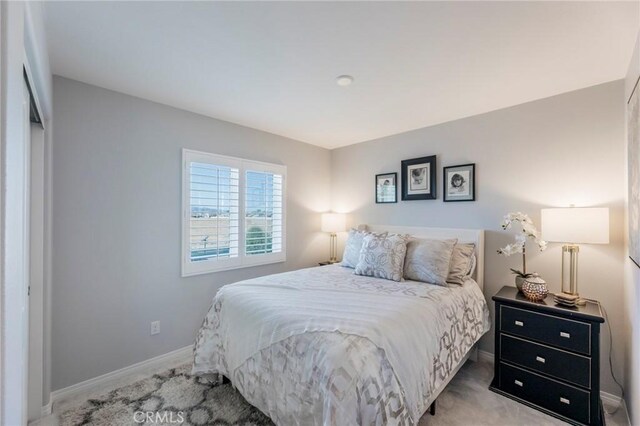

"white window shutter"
[182,149,286,276]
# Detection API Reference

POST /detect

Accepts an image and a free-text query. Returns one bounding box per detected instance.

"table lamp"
[321,213,346,263]
[541,207,609,304]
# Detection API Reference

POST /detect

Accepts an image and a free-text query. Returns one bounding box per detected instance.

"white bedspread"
[193,265,490,425]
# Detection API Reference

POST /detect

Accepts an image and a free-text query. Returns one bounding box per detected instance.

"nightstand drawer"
[501,306,590,355]
[501,334,591,388]
[500,363,590,425]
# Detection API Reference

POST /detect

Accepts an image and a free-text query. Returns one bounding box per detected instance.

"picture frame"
[443,163,475,202]
[628,75,640,268]
[375,172,397,203]
[401,155,436,200]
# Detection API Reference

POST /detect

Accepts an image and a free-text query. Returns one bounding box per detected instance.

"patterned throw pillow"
[341,229,387,268]
[404,238,457,286]
[447,243,476,285]
[354,233,410,282]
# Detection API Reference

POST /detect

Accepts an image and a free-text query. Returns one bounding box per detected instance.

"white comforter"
[192,265,490,425]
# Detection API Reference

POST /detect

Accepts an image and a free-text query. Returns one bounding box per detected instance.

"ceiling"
[43,1,639,149]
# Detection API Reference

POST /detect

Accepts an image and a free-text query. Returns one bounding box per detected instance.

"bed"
[192,225,491,425]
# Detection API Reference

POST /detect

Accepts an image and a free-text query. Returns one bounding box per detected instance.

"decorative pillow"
[341,229,368,268]
[404,238,457,286]
[467,254,477,277]
[341,229,386,268]
[354,233,410,282]
[447,243,476,285]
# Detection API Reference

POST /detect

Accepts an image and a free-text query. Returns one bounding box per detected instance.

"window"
[182,149,286,276]
[245,170,283,256]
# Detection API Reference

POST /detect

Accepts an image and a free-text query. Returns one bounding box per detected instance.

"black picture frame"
[401,155,436,200]
[375,172,397,203]
[443,163,475,202]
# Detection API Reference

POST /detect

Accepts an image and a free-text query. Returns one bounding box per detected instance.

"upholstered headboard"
[360,224,485,291]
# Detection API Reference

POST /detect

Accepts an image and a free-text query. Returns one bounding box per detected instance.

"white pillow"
[403,238,457,286]
[341,229,368,268]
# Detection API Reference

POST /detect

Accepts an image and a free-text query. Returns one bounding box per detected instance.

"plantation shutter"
[183,149,286,276]
[245,170,283,256]
[188,162,239,262]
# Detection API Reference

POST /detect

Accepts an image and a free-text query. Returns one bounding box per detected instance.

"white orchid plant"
[497,212,547,278]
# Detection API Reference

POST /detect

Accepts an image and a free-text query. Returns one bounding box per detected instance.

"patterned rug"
[56,358,623,426]
[59,364,273,426]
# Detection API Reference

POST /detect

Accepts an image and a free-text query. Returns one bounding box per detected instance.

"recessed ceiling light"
[336,75,354,87]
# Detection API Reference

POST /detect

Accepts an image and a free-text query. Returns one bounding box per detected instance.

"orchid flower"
[497,212,547,277]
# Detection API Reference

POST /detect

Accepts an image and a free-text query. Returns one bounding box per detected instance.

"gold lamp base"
[329,232,338,263]
[561,244,586,306]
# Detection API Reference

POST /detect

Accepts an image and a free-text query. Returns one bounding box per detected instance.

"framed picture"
[375,172,397,203]
[628,75,640,268]
[443,163,475,202]
[401,155,436,200]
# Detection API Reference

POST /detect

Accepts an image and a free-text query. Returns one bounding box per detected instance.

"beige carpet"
[56,359,628,426]
[418,359,627,426]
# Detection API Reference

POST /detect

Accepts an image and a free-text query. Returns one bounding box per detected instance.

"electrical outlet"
[151,321,160,335]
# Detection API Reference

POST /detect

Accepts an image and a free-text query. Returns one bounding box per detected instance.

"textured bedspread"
[192,265,490,425]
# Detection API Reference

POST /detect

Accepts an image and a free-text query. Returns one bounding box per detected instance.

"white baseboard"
[600,390,623,407]
[478,349,494,363]
[40,401,52,417]
[477,349,629,423]
[47,345,192,413]
[600,392,631,425]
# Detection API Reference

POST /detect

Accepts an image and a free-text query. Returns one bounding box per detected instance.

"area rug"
[58,359,595,426]
[59,364,273,426]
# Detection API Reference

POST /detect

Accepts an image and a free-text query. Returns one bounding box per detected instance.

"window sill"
[182,255,286,277]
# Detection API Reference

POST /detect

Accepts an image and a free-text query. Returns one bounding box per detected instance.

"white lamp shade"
[321,213,346,233]
[541,207,609,244]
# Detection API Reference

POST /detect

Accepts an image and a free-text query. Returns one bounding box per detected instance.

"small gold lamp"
[541,207,609,304]
[321,213,346,263]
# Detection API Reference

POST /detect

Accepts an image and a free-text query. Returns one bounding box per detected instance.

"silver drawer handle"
[514,320,524,327]
[560,332,571,339]
[535,356,546,364]
[514,380,523,387]
[560,397,570,405]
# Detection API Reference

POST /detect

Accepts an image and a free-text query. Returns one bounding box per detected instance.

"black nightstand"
[489,286,605,426]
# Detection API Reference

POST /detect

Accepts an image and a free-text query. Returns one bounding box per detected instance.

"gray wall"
[52,75,630,399]
[51,77,331,390]
[624,30,640,423]
[331,81,627,396]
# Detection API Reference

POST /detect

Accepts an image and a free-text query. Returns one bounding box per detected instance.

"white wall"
[51,77,331,391]
[624,30,640,425]
[331,81,627,397]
